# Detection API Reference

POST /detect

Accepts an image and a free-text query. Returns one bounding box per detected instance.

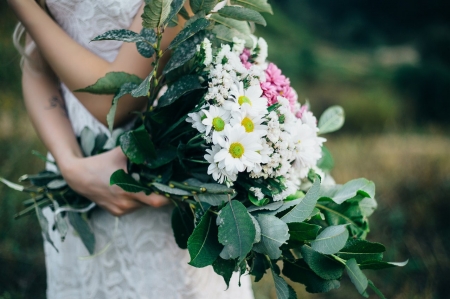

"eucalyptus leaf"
[0,177,25,192]
[317,146,334,171]
[145,146,178,169]
[300,245,344,280]
[249,214,261,244]
[218,200,256,261]
[318,105,345,134]
[359,197,378,217]
[287,222,321,243]
[80,127,96,157]
[271,268,297,299]
[136,28,157,58]
[231,0,273,14]
[218,6,266,26]
[346,258,368,295]
[250,252,270,282]
[119,127,157,164]
[212,257,236,287]
[171,204,195,249]
[68,212,95,255]
[212,24,253,47]
[359,259,408,270]
[47,179,67,190]
[368,280,387,299]
[310,225,349,255]
[281,177,321,223]
[190,0,218,14]
[337,239,385,263]
[333,178,375,204]
[158,75,203,107]
[152,182,192,196]
[110,169,153,194]
[107,83,139,132]
[92,29,143,42]
[187,211,222,267]
[75,72,142,94]
[35,206,58,252]
[142,0,172,29]
[169,18,210,49]
[196,193,229,206]
[253,214,289,259]
[247,201,283,213]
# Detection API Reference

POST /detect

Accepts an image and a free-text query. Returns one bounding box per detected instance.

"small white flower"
[186,111,207,133]
[230,104,267,137]
[255,37,268,65]
[224,82,267,113]
[250,187,265,200]
[202,106,231,137]
[200,38,213,66]
[205,145,237,183]
[232,37,246,54]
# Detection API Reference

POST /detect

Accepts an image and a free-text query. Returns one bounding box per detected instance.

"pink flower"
[240,48,252,69]
[261,63,298,111]
[295,105,308,119]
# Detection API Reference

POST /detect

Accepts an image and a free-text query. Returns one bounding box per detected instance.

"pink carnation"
[240,48,252,70]
[261,63,297,111]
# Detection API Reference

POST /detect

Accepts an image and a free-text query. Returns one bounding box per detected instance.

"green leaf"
[359,259,408,270]
[166,0,186,25]
[92,29,143,42]
[288,222,321,243]
[318,105,345,134]
[145,146,178,169]
[142,0,172,29]
[210,14,251,35]
[212,257,236,287]
[196,193,229,206]
[333,178,375,204]
[169,18,210,49]
[131,73,152,97]
[318,201,367,238]
[107,82,139,133]
[300,245,344,280]
[152,182,192,196]
[337,239,385,263]
[247,201,283,213]
[190,0,218,14]
[36,206,58,252]
[231,0,272,13]
[281,177,321,223]
[218,6,266,26]
[359,197,378,217]
[218,200,256,261]
[110,169,153,194]
[76,72,143,94]
[119,127,157,164]
[317,146,334,171]
[346,258,368,295]
[368,280,387,299]
[250,252,269,282]
[80,127,96,157]
[282,259,340,294]
[311,225,349,255]
[53,202,69,241]
[187,211,223,267]
[271,268,297,299]
[0,177,25,192]
[171,204,195,249]
[178,6,190,19]
[68,212,96,255]
[158,75,203,107]
[212,24,253,47]
[253,215,289,259]
[136,28,157,58]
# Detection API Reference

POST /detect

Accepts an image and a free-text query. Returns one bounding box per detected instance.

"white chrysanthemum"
[229,104,267,137]
[232,37,246,54]
[214,125,263,175]
[186,111,206,133]
[224,82,268,113]
[250,187,265,201]
[201,106,231,144]
[200,38,213,66]
[255,37,268,65]
[205,145,237,183]
[301,110,319,131]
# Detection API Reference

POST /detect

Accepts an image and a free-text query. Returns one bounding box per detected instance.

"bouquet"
[2,0,407,298]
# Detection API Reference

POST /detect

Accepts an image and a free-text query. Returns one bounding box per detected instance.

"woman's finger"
[132,192,170,208]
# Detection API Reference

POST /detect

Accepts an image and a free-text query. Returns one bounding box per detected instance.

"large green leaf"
[158,75,203,107]
[169,18,210,49]
[107,82,139,132]
[145,146,178,169]
[300,245,344,280]
[187,211,223,267]
[281,177,321,223]
[282,259,340,294]
[166,0,186,26]
[142,0,172,29]
[230,0,273,14]
[68,212,95,255]
[337,239,385,263]
[110,169,153,194]
[136,28,157,58]
[119,127,157,164]
[253,214,289,259]
[76,72,142,95]
[218,200,256,261]
[359,196,378,217]
[247,201,283,213]
[317,145,334,171]
[310,225,349,255]
[287,222,321,245]
[196,193,229,206]
[346,258,368,295]
[218,6,266,26]
[332,178,375,204]
[319,201,367,238]
[92,29,143,42]
[190,0,218,14]
[359,259,408,270]
[210,14,252,35]
[271,268,297,299]
[249,252,270,282]
[212,257,236,287]
[171,204,195,249]
[318,105,345,134]
[212,24,253,47]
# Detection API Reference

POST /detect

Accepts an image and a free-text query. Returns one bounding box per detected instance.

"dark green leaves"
[210,14,252,35]
[230,0,273,14]
[110,169,153,194]
[107,82,139,132]
[332,178,375,204]
[288,222,321,243]
[218,200,256,261]
[218,6,267,26]
[119,127,156,164]
[345,258,368,295]
[68,212,95,255]
[92,29,142,42]
[281,177,321,223]
[272,268,297,299]
[310,225,349,255]
[187,210,222,267]
[75,72,143,95]
[300,245,344,280]
[212,257,236,287]
[190,0,218,14]
[337,239,385,263]
[137,28,157,58]
[142,0,172,29]
[169,18,210,49]
[253,214,289,259]
[158,75,203,107]
[172,205,195,249]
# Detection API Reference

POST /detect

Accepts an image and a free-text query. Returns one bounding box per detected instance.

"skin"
[9,0,192,216]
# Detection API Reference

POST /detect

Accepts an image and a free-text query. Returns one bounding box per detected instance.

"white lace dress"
[42,1,255,298]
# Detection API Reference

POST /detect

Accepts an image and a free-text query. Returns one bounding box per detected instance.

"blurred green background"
[1,1,449,298]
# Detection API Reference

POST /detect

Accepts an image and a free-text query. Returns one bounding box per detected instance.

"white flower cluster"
[187,39,325,201]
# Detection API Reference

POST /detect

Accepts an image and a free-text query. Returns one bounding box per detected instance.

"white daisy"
[205,145,237,183]
[223,82,267,113]
[186,111,206,133]
[201,106,231,136]
[229,104,267,137]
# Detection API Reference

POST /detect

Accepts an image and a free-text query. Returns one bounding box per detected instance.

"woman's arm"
[22,45,168,216]
[9,0,186,128]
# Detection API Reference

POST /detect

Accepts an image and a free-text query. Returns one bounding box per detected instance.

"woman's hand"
[59,147,170,216]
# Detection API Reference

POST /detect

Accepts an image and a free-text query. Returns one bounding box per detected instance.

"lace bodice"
[42,1,255,298]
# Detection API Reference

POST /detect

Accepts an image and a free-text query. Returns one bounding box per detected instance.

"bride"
[8,0,255,298]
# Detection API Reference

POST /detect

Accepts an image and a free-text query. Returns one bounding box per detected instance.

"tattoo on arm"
[45,95,68,117]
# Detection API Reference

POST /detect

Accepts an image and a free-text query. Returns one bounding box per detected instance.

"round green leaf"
[318,105,345,134]
[311,225,349,255]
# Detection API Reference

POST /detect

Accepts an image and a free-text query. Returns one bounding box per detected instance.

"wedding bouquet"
[1,0,406,298]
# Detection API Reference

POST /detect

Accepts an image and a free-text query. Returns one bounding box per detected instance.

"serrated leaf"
[231,0,272,13]
[359,259,408,270]
[272,269,297,299]
[110,169,153,194]
[311,225,349,255]
[218,200,256,261]
[253,215,289,259]
[131,73,152,97]
[80,127,96,157]
[76,72,143,94]
[68,212,95,255]
[210,14,252,35]
[301,245,344,280]
[346,258,368,295]
[169,18,210,49]
[218,6,266,26]
[136,28,157,58]
[152,182,192,196]
[119,127,157,164]
[282,259,340,294]
[142,0,172,29]
[213,257,236,287]
[166,0,186,26]
[92,29,143,42]
[107,82,139,132]
[337,239,385,263]
[281,177,321,223]
[318,105,345,134]
[171,204,195,249]
[158,75,203,107]
[187,211,222,267]
[190,0,218,14]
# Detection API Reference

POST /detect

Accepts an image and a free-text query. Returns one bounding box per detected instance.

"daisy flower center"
[238,95,252,106]
[241,117,255,133]
[212,117,225,131]
[229,142,245,158]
